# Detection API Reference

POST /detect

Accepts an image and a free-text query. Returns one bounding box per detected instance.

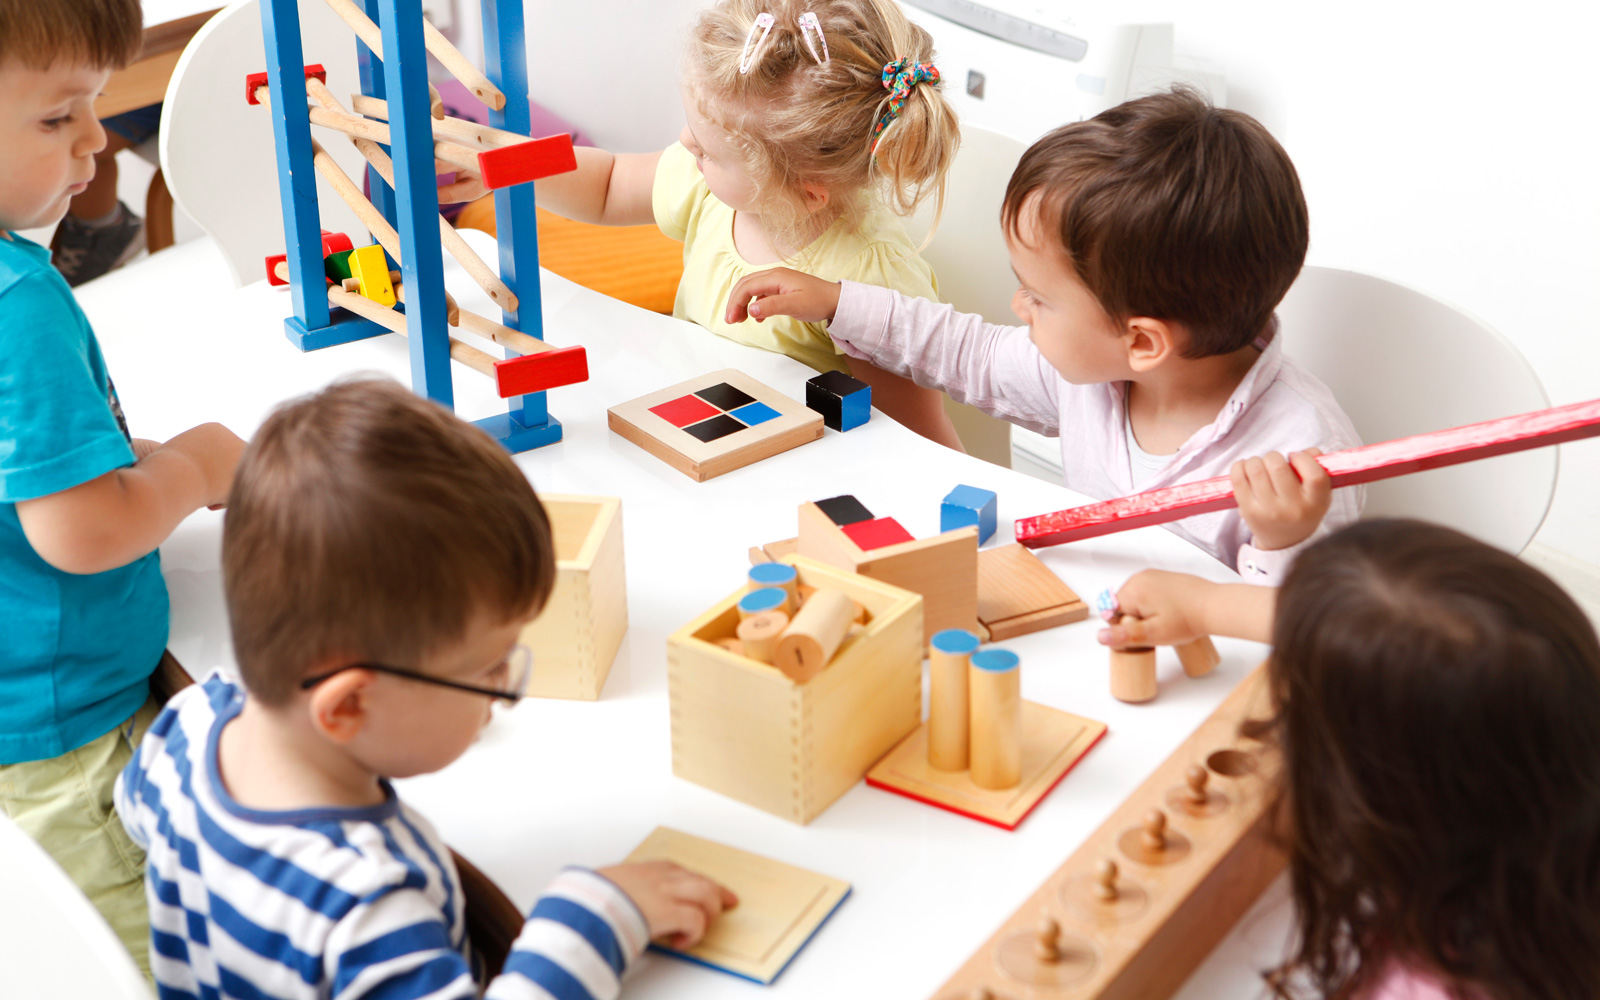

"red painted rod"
[1016,398,1600,548]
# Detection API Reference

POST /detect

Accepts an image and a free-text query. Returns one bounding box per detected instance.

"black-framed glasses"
[299,644,533,703]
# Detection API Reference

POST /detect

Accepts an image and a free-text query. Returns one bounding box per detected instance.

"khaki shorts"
[0,695,162,980]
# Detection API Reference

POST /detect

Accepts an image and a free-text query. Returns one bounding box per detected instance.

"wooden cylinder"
[736,611,788,665]
[928,628,980,771]
[773,588,854,682]
[1110,646,1158,703]
[737,586,788,620]
[747,562,800,610]
[1175,636,1220,678]
[969,648,1021,789]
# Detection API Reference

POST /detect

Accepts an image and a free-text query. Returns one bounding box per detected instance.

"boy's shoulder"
[140,674,454,903]
[0,233,90,339]
[0,233,68,298]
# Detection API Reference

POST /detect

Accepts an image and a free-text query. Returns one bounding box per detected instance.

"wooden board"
[625,826,851,985]
[930,663,1284,1000]
[608,370,823,482]
[866,701,1107,830]
[978,544,1090,641]
[1017,397,1600,547]
[797,501,978,643]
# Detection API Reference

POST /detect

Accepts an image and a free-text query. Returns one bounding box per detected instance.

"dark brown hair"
[1256,519,1600,999]
[1002,87,1308,358]
[0,0,142,71]
[222,379,555,706]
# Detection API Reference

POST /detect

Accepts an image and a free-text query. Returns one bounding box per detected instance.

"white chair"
[1275,266,1554,553]
[0,812,152,1000]
[906,124,1027,465]
[160,0,370,287]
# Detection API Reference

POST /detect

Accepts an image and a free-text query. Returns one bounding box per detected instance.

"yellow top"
[652,142,940,373]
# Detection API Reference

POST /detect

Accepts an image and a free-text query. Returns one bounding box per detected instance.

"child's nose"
[77,115,107,158]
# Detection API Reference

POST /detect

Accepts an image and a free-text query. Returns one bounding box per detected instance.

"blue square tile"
[729,401,781,426]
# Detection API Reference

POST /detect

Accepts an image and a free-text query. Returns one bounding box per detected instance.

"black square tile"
[683,413,747,443]
[815,494,874,526]
[808,370,868,397]
[694,382,757,411]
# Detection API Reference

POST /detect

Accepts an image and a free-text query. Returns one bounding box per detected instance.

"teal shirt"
[0,232,165,764]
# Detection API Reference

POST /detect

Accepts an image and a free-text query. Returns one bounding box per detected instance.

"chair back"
[161,0,370,287]
[1276,266,1554,553]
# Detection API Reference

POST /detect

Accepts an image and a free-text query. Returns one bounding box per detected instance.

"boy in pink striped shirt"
[728,89,1360,582]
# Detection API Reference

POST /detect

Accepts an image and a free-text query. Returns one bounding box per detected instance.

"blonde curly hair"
[686,0,959,253]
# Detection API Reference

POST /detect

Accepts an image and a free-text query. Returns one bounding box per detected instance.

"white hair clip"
[739,12,776,74]
[798,12,830,65]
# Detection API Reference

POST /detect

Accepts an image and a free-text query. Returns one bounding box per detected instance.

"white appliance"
[897,0,1223,480]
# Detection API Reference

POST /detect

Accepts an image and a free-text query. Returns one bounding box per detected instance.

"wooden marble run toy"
[1017,398,1600,547]
[607,370,823,481]
[866,631,1107,830]
[253,0,586,453]
[667,556,922,824]
[1096,590,1220,704]
[755,495,1087,643]
[624,826,850,984]
[931,661,1282,1000]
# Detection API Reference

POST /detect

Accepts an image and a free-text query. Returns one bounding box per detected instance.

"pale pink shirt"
[828,281,1364,583]
[1366,963,1463,1000]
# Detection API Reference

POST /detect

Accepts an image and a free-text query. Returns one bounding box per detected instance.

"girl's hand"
[596,860,738,950]
[726,268,842,324]
[1097,570,1217,648]
[1233,448,1331,551]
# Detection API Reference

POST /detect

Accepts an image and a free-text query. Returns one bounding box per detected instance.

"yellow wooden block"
[666,555,923,824]
[519,496,627,701]
[348,244,395,307]
[625,826,850,984]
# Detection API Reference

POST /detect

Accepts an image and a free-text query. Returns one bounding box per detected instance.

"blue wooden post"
[473,0,563,451]
[358,0,399,241]
[377,0,453,406]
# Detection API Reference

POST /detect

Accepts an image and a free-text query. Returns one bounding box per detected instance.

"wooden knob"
[1141,809,1167,852]
[1033,916,1061,963]
[1185,764,1209,805]
[1093,859,1119,901]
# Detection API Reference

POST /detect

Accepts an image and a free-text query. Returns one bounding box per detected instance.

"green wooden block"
[324,248,355,282]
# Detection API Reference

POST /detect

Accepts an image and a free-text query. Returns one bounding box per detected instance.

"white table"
[76,231,1290,999]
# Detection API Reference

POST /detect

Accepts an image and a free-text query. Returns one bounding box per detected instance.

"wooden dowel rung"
[456,308,553,356]
[327,286,495,379]
[351,93,525,151]
[319,0,505,111]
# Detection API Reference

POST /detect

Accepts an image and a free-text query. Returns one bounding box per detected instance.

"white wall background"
[504,0,1600,560]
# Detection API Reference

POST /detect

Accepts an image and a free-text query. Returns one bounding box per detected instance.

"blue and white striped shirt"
[116,675,649,1000]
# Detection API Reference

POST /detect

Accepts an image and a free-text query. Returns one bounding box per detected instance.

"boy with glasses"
[116,378,734,1000]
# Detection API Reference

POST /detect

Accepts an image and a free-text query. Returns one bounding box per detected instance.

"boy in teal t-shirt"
[0,0,245,976]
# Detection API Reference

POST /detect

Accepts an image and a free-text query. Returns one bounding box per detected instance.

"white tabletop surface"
[76,230,1291,999]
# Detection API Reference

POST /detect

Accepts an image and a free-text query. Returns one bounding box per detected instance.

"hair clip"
[739,12,776,75]
[798,12,830,65]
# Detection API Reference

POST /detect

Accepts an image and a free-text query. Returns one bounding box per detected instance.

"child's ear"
[1124,317,1177,372]
[306,667,375,745]
[799,181,830,214]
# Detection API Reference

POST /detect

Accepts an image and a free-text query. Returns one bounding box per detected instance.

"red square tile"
[842,517,916,551]
[649,394,722,427]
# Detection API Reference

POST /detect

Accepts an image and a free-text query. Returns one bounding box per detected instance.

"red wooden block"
[1016,398,1600,548]
[245,63,326,105]
[476,133,578,190]
[491,345,589,398]
[649,394,721,427]
[842,517,916,551]
[264,253,288,286]
[319,230,353,257]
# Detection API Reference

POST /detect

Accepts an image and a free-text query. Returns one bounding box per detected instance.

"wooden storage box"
[667,555,924,824]
[519,495,627,700]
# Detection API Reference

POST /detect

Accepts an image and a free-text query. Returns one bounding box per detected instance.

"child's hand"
[171,423,247,510]
[1232,448,1331,551]
[725,268,842,325]
[597,860,738,950]
[1097,570,1216,648]
[436,162,489,206]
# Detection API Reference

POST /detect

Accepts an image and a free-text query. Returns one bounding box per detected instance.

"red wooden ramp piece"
[1016,398,1600,548]
[491,345,589,399]
[477,133,578,190]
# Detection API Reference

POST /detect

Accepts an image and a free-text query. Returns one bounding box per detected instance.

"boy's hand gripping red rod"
[1015,398,1600,548]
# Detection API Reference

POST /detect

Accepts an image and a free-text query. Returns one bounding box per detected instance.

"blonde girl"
[528,0,964,447]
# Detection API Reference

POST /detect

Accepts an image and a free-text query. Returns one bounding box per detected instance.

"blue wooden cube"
[941,484,998,544]
[805,371,871,432]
